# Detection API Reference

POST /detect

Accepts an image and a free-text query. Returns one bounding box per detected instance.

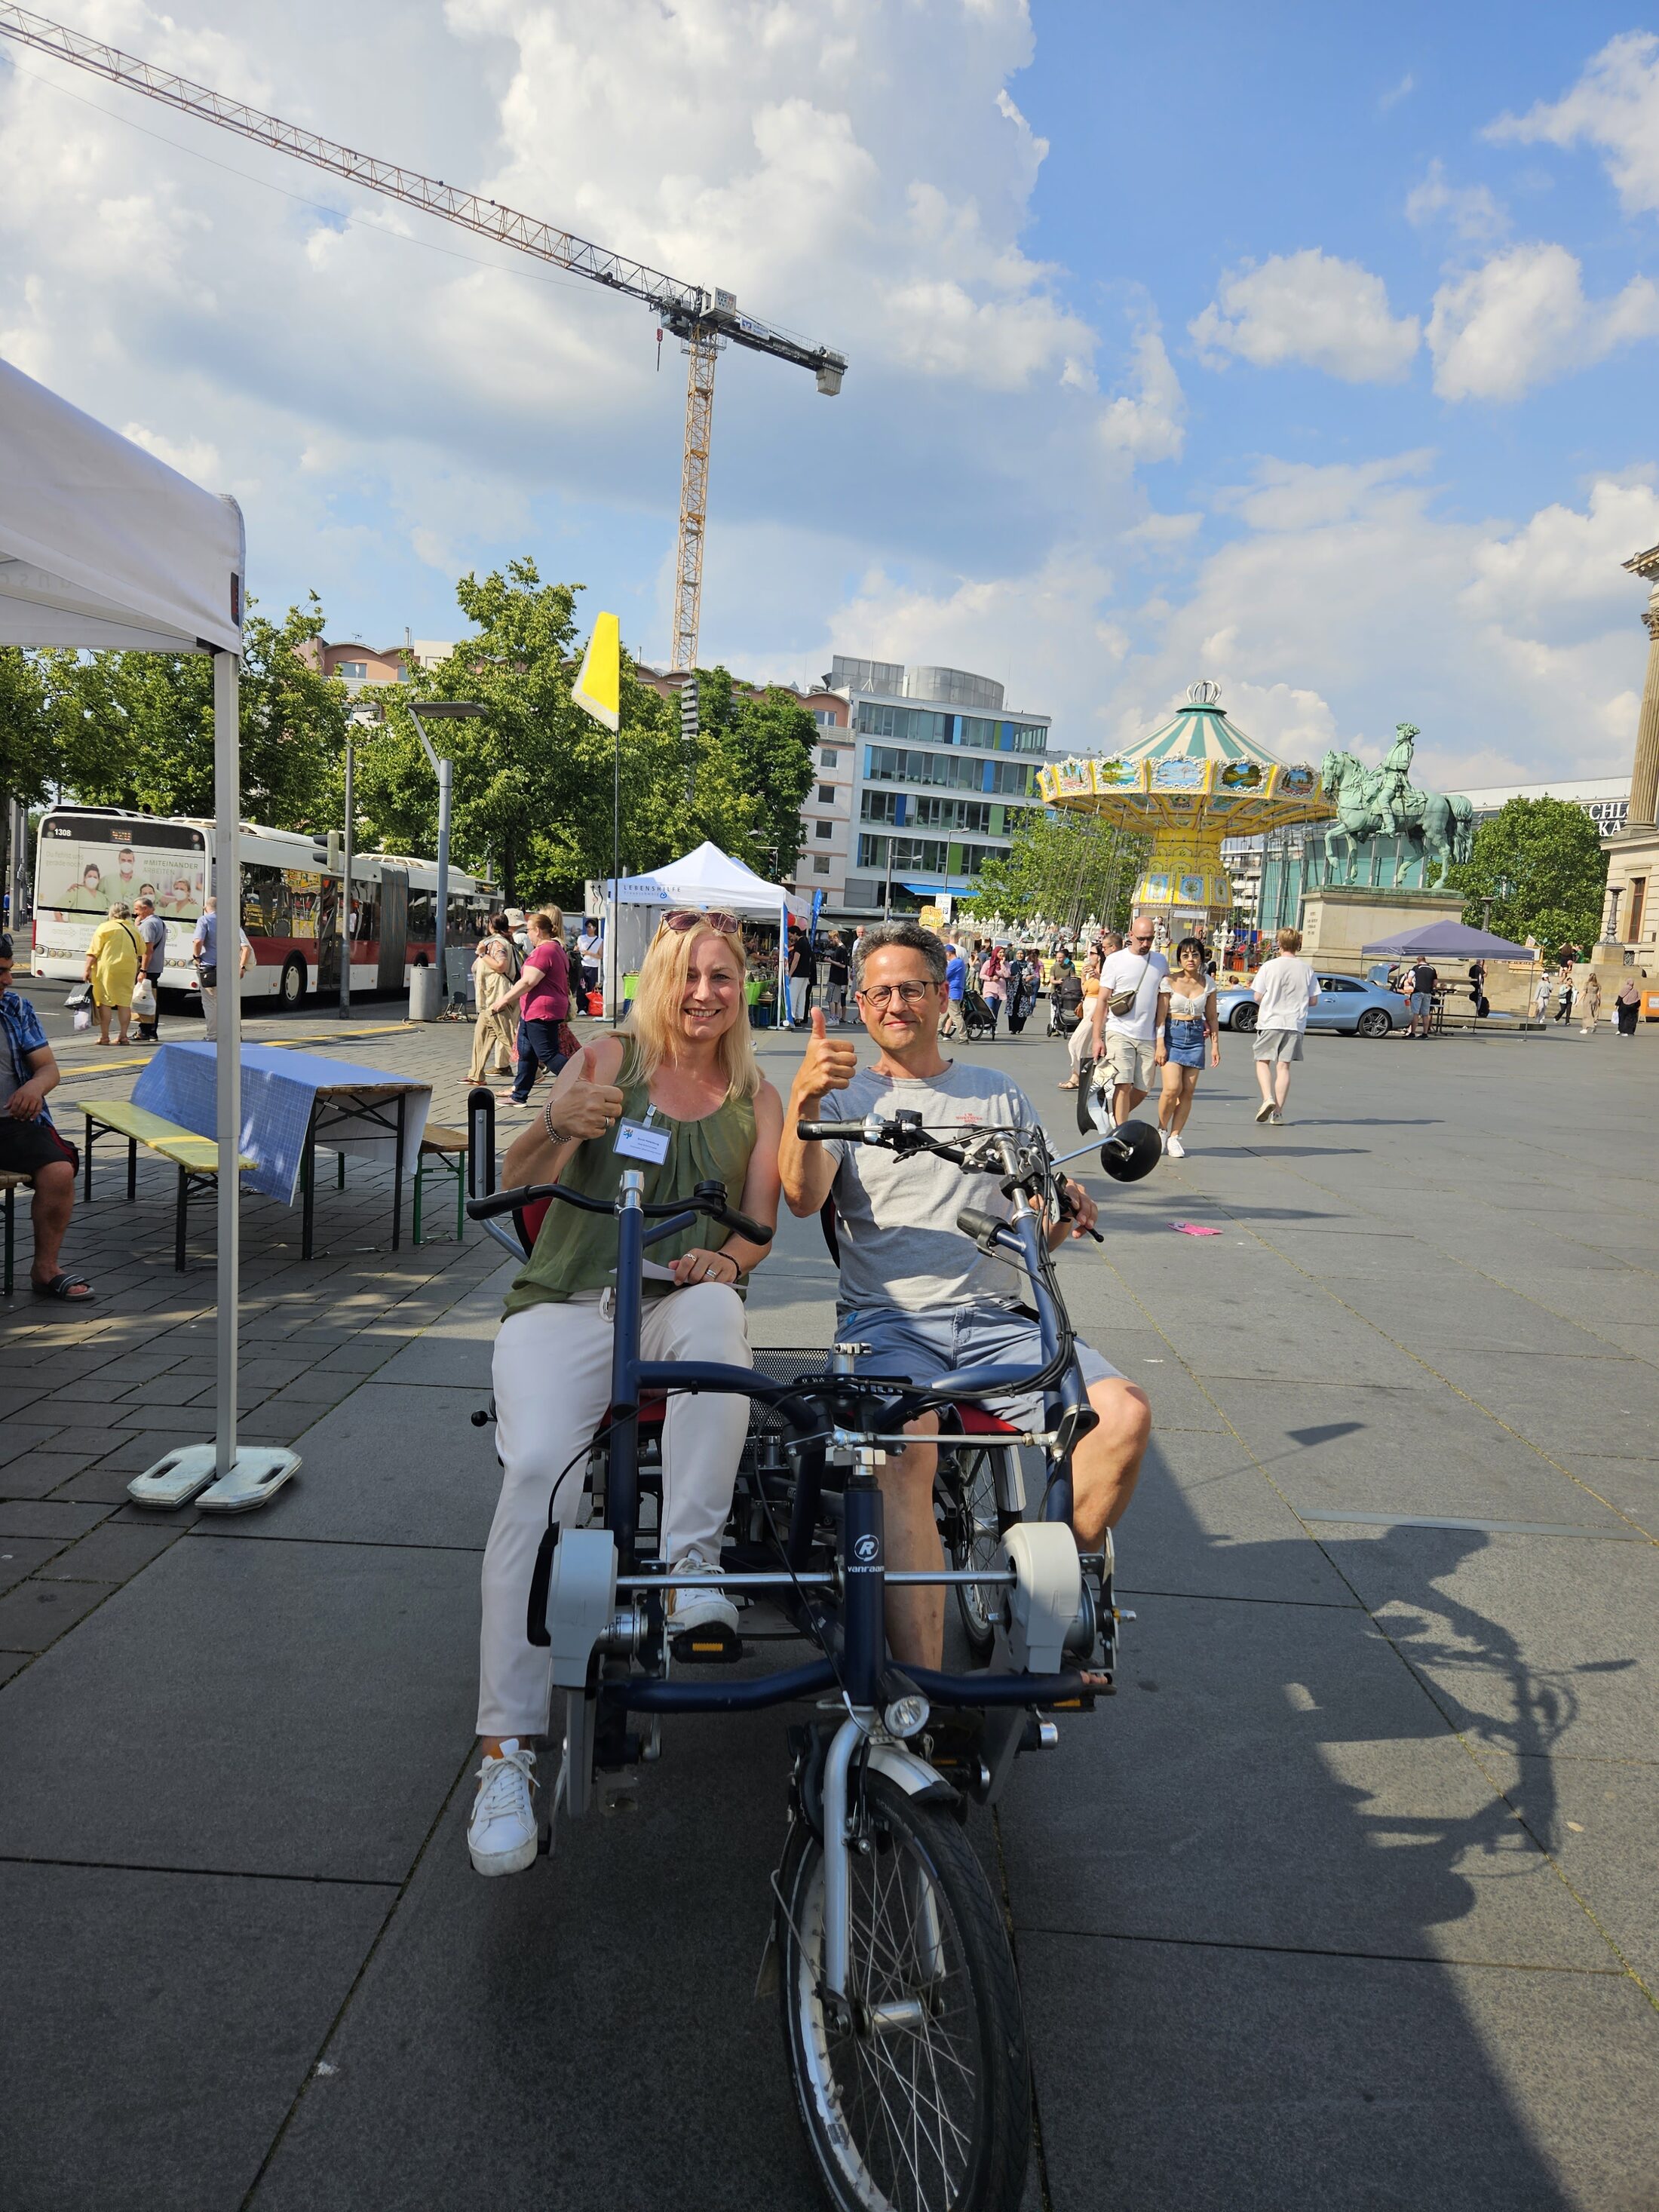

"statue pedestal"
[1299,886,1464,970]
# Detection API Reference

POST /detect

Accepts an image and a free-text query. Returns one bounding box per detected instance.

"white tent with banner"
[600,839,805,1022]
[0,357,285,1509]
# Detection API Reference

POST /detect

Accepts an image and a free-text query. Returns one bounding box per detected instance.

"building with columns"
[1596,541,1659,964]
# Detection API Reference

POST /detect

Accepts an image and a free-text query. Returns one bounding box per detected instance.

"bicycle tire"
[777,1774,1029,2212]
[941,1446,1020,1663]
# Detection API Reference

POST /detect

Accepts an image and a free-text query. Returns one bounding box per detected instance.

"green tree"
[1447,796,1607,954]
[964,808,1148,931]
[0,647,58,811]
[49,594,350,830]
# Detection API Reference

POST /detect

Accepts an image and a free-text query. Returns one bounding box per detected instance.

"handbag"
[64,981,93,1010]
[1108,953,1150,1018]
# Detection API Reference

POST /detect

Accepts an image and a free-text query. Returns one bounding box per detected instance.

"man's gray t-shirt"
[137,913,167,976]
[823,1060,1038,1315]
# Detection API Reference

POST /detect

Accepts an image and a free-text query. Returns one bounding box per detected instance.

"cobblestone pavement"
[2,1005,1657,2210]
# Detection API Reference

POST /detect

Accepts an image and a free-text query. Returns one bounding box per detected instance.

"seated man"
[0,935,92,1301]
[780,919,1149,1670]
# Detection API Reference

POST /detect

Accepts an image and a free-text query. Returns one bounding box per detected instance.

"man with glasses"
[780,919,1150,1670]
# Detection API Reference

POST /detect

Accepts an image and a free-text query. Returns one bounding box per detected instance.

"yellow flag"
[572,611,620,732]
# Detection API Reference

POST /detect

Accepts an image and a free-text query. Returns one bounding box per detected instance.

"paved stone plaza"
[2,1000,1656,2210]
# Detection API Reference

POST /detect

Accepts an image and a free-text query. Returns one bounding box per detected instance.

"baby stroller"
[1047,992,1082,1039]
[960,987,998,1040]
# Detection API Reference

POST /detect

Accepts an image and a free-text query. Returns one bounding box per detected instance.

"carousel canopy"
[1037,681,1332,835]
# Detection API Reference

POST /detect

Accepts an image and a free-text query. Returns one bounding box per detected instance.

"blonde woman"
[468,910,784,1879]
[83,900,142,1047]
[1153,937,1220,1158]
[1578,970,1603,1036]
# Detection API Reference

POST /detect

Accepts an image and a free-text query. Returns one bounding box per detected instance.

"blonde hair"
[626,920,762,1099]
[530,906,564,939]
[1277,927,1303,953]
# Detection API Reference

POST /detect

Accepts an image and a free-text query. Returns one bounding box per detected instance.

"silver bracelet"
[541,1101,566,1146]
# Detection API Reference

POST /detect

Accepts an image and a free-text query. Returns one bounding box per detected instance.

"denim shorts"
[841,1300,1121,1431]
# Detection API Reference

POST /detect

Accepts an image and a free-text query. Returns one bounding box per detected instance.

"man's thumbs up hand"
[795,1000,858,1106]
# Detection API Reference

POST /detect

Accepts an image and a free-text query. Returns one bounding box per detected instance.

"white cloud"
[1189,250,1421,383]
[120,422,222,486]
[1461,473,1659,640]
[1096,321,1185,463]
[1405,159,1508,244]
[1427,242,1659,401]
[1488,31,1659,217]
[1378,72,1415,114]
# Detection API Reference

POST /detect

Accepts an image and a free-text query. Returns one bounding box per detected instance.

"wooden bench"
[69,1100,256,1271]
[412,1123,468,1245]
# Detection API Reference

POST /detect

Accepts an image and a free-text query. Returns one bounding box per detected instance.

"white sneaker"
[664,1547,739,1637]
[1270,1109,1283,1125]
[1166,1133,1186,1158]
[468,1738,538,1876]
[1254,1100,1274,1122]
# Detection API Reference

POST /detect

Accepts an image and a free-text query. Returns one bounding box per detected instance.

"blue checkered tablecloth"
[131,1042,431,1204]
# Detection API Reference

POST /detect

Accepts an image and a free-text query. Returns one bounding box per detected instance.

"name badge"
[614,1118,670,1165]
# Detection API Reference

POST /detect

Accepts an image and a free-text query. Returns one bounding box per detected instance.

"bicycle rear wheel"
[777,1775,1029,2212]
[940,1446,1020,1663]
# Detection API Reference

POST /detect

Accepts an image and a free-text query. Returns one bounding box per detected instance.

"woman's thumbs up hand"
[551,1043,627,1141]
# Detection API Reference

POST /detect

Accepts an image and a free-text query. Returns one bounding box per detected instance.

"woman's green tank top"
[501,1043,758,1317]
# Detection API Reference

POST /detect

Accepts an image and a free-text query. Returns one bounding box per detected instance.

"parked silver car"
[1216,974,1401,1038]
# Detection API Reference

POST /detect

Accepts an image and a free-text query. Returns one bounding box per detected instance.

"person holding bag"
[84,901,142,1048]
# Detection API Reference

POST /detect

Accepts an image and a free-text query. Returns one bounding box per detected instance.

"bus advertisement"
[31,807,492,1007]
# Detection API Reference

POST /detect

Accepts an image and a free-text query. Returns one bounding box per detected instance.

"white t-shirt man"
[1252,955,1320,1032]
[1098,946,1168,1044]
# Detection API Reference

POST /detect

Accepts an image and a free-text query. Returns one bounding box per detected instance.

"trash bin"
[409,964,441,1022]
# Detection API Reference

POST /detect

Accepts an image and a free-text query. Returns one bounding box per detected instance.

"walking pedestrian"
[1093,916,1167,1123]
[574,918,601,1010]
[978,943,1007,1034]
[468,922,519,1087]
[1578,970,1602,1036]
[191,897,252,1040]
[1404,956,1437,1039]
[1532,968,1553,1023]
[84,900,142,1047]
[1553,961,1576,1024]
[822,931,851,1025]
[132,894,167,1042]
[498,910,572,1106]
[1051,953,1084,1083]
[1154,937,1220,1158]
[1250,927,1320,1124]
[1004,947,1037,1035]
[941,940,967,1040]
[786,927,815,1028]
[1467,959,1489,1020]
[1615,973,1643,1038]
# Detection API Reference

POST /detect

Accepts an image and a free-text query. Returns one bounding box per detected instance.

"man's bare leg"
[876,1415,944,1668]
[1069,1378,1151,1549]
[29,1161,75,1286]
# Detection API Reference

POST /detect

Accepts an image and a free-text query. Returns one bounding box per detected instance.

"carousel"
[1036,681,1334,934]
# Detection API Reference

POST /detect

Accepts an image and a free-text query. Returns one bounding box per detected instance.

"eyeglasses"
[857,981,937,1008]
[659,908,739,937]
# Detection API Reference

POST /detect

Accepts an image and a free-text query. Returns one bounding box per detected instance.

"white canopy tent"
[601,839,806,1022]
[0,357,282,1506]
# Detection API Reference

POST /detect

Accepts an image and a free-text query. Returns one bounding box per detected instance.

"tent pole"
[213,648,241,1478]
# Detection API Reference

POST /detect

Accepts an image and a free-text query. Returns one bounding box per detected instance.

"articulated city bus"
[30,805,493,1006]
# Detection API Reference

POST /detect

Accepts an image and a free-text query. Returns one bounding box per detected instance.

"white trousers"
[201,983,218,1040]
[477,1286,753,1738]
[788,977,809,1023]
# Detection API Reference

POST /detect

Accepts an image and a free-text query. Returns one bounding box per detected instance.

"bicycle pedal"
[668,1623,745,1665]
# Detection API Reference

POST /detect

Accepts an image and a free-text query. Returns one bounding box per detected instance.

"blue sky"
[3,2,1658,789]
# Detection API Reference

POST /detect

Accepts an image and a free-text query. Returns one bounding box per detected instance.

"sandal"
[32,1272,95,1302]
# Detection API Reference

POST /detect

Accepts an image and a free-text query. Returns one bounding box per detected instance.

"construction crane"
[0,3,846,670]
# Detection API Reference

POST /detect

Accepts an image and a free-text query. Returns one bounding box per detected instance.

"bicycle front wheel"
[777,1775,1029,2212]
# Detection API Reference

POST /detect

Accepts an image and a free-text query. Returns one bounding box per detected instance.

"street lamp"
[406,699,487,998]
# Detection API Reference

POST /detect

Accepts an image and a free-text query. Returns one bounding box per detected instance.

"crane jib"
[0,0,847,668]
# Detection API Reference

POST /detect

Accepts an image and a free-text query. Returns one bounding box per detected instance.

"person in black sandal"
[0,936,92,1302]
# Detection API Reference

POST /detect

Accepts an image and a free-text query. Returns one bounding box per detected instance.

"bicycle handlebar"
[466,1178,773,1246]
